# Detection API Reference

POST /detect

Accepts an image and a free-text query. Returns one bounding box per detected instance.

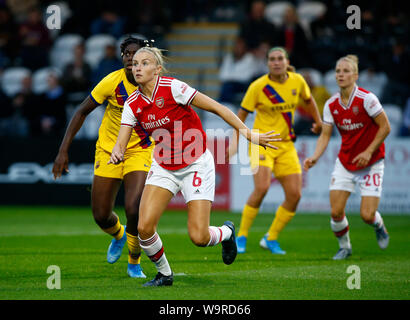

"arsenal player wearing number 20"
[304,55,391,260]
[109,45,281,286]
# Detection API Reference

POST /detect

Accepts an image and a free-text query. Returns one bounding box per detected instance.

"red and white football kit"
[323,86,385,197]
[121,76,215,202]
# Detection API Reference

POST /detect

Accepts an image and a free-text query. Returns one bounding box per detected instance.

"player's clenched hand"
[108,145,124,165]
[250,130,281,150]
[52,152,69,180]
[303,157,317,171]
[352,150,372,168]
[311,121,322,135]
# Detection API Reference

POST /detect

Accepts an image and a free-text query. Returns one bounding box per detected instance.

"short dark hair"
[120,36,144,56]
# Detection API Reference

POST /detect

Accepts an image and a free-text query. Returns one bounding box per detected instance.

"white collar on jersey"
[338,85,357,110]
[138,75,161,103]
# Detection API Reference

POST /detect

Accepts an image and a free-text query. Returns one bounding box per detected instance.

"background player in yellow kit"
[52,36,153,277]
[228,47,322,254]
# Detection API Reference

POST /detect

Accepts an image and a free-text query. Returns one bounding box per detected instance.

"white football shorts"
[145,149,215,203]
[329,158,384,197]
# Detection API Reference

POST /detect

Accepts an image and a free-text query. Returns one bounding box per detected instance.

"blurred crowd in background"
[0,0,409,140]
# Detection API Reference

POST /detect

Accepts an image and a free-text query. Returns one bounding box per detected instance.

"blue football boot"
[259,235,286,255]
[107,226,127,264]
[236,235,247,254]
[127,263,147,278]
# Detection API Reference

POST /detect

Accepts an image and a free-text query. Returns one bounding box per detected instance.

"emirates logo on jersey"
[337,118,364,131]
[155,97,165,108]
[141,116,170,130]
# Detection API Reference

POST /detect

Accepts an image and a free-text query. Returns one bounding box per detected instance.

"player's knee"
[254,184,270,198]
[92,207,114,229]
[330,208,344,220]
[190,235,209,247]
[189,231,209,247]
[289,189,302,203]
[360,209,375,224]
[137,221,155,239]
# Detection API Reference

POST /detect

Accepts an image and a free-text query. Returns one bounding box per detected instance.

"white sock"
[330,216,351,249]
[371,211,384,230]
[139,232,172,276]
[207,225,232,247]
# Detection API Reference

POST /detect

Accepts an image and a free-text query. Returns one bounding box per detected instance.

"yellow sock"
[126,232,142,264]
[267,206,295,240]
[101,217,124,240]
[238,204,259,237]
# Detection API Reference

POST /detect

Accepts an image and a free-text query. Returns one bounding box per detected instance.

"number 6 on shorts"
[193,171,202,187]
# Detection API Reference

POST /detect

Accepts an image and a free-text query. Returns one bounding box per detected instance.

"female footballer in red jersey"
[304,55,391,260]
[109,45,280,286]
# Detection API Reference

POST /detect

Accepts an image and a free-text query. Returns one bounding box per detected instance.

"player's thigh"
[91,175,122,217]
[252,164,272,194]
[123,170,148,234]
[123,170,148,213]
[187,200,212,245]
[329,190,351,218]
[360,196,380,222]
[138,185,174,238]
[276,173,302,202]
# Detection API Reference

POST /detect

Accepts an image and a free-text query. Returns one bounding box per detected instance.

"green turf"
[0,206,409,300]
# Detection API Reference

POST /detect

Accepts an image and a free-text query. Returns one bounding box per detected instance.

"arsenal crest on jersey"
[291,89,296,96]
[352,105,359,115]
[155,97,165,108]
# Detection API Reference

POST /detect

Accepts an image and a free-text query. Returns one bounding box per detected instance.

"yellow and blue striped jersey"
[241,72,311,141]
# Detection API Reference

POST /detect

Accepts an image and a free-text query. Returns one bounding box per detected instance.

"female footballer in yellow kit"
[52,37,153,277]
[228,47,322,254]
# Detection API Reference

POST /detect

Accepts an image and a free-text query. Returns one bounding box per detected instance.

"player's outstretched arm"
[191,92,281,149]
[52,97,99,179]
[303,124,333,171]
[226,108,249,161]
[108,125,133,164]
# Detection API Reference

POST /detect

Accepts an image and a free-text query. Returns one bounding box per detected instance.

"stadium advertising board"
[0,137,230,208]
[231,136,410,214]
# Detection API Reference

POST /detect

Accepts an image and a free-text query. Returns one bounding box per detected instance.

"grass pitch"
[0,206,409,300]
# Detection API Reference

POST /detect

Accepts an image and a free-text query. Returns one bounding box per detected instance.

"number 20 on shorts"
[364,173,380,187]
